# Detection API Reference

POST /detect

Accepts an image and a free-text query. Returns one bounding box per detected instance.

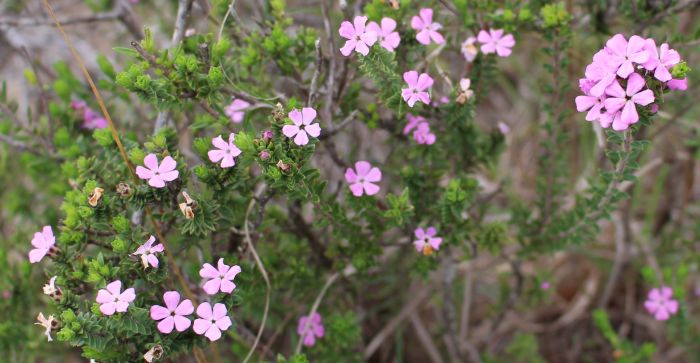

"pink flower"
[261,130,273,140]
[297,312,325,347]
[403,114,426,135]
[575,92,606,122]
[603,73,654,130]
[345,161,382,197]
[411,8,444,45]
[70,100,87,110]
[401,71,433,107]
[540,281,551,290]
[282,107,321,146]
[224,99,251,123]
[208,133,242,168]
[644,286,679,321]
[642,39,681,82]
[96,280,136,316]
[82,108,108,129]
[668,78,688,91]
[584,51,618,97]
[414,227,442,255]
[367,18,400,52]
[497,122,510,135]
[135,154,179,188]
[604,34,649,79]
[29,226,56,263]
[413,122,435,145]
[339,16,378,56]
[150,291,194,334]
[132,235,164,269]
[193,302,232,341]
[477,29,515,57]
[200,258,242,295]
[461,37,478,62]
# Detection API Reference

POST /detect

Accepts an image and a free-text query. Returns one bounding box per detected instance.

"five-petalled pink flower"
[642,39,681,82]
[29,226,57,263]
[193,302,232,341]
[339,16,377,56]
[411,8,444,45]
[402,71,433,107]
[477,29,515,57]
[367,18,401,52]
[96,280,136,316]
[282,107,321,146]
[644,286,679,321]
[413,227,442,256]
[132,235,164,269]
[208,133,242,168]
[345,161,382,197]
[297,312,325,347]
[150,291,194,334]
[224,99,251,123]
[136,154,179,188]
[200,258,242,295]
[603,73,655,130]
[604,34,649,79]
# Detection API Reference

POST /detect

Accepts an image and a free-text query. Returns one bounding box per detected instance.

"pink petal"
[654,309,670,321]
[159,170,179,182]
[353,16,367,34]
[212,303,228,320]
[344,168,358,183]
[96,289,114,304]
[416,73,433,91]
[585,103,604,122]
[216,316,233,331]
[203,278,222,295]
[193,319,211,335]
[355,41,370,56]
[294,130,309,146]
[28,248,47,263]
[366,22,381,36]
[496,45,512,57]
[157,316,175,333]
[220,155,236,168]
[575,95,597,112]
[150,305,170,320]
[429,237,442,250]
[212,135,228,150]
[100,302,117,315]
[604,80,626,98]
[120,288,136,303]
[605,34,628,57]
[197,302,213,320]
[429,30,444,45]
[654,65,672,82]
[381,17,396,33]
[625,73,646,96]
[354,161,371,178]
[660,44,680,66]
[282,124,300,138]
[616,60,634,78]
[224,265,241,280]
[660,287,673,299]
[620,101,639,125]
[135,166,154,180]
[220,279,236,293]
[360,31,378,47]
[382,32,401,51]
[305,123,321,138]
[499,34,515,47]
[174,315,192,332]
[158,156,177,173]
[338,21,356,39]
[288,109,303,126]
[403,71,418,88]
[349,183,365,197]
[301,108,317,124]
[303,333,316,346]
[200,263,219,279]
[477,30,491,44]
[148,175,166,188]
[419,8,433,24]
[340,39,356,56]
[106,281,122,296]
[631,89,654,106]
[410,15,424,30]
[143,154,159,170]
[667,78,688,90]
[414,240,425,252]
[147,254,159,268]
[415,30,431,45]
[644,300,659,314]
[204,325,222,341]
[480,42,496,54]
[363,182,380,196]
[364,167,381,182]
[666,300,679,314]
[151,243,164,253]
[163,291,181,310]
[175,299,195,315]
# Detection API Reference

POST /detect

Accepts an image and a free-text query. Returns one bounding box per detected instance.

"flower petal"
[150,305,170,321]
[143,154,159,170]
[157,316,175,334]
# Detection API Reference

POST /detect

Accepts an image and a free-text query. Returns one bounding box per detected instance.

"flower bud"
[259,150,271,161]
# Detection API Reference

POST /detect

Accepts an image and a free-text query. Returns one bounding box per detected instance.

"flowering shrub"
[0,0,698,362]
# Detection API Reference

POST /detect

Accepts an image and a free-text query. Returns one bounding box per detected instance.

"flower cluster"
[575,34,687,131]
[70,100,108,129]
[404,114,436,145]
[461,29,516,62]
